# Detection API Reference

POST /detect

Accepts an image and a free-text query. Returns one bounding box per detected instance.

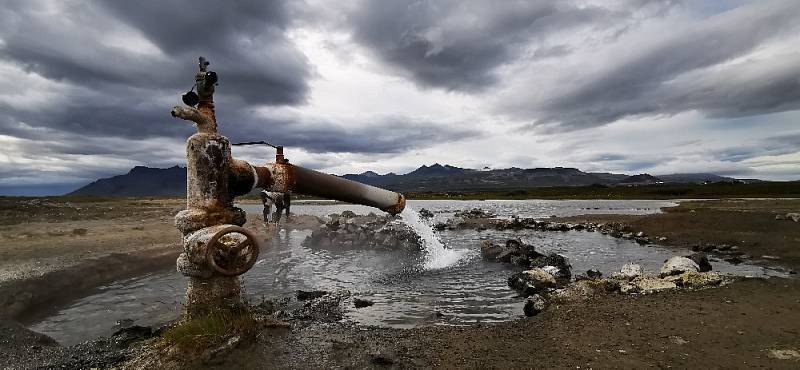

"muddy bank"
[164,277,800,369]
[9,277,798,369]
[0,198,186,322]
[0,246,179,322]
[0,317,154,370]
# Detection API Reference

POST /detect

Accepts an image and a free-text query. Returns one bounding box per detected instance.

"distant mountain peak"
[359,171,380,177]
[620,173,662,184]
[70,166,187,197]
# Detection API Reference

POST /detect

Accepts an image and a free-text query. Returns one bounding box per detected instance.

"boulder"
[297,290,329,301]
[631,275,677,294]
[612,263,643,280]
[523,294,547,317]
[112,325,153,347]
[480,240,506,260]
[619,283,638,294]
[454,208,496,219]
[509,255,530,267]
[353,298,374,308]
[660,256,700,277]
[529,253,571,279]
[508,268,557,296]
[541,265,561,277]
[418,208,434,220]
[686,252,712,272]
[552,279,620,302]
[586,269,603,279]
[676,271,723,289]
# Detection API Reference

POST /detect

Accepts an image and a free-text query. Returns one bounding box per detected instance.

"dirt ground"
[1,197,799,369]
[0,198,188,321]
[211,277,800,369]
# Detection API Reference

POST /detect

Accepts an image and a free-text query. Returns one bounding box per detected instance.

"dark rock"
[694,244,715,252]
[687,252,713,272]
[586,269,603,279]
[454,208,496,219]
[111,325,153,347]
[354,298,374,308]
[724,257,744,265]
[480,240,505,260]
[523,294,547,317]
[296,290,329,301]
[660,256,700,277]
[327,218,341,231]
[371,354,395,365]
[508,268,557,296]
[294,290,351,322]
[509,255,530,267]
[716,244,732,251]
[529,253,572,279]
[417,208,434,219]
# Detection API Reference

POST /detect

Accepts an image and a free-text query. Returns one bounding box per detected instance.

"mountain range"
[68,163,741,197]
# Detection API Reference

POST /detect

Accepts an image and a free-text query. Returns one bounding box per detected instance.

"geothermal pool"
[31,200,786,345]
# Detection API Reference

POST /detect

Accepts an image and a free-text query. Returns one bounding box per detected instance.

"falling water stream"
[399,206,468,270]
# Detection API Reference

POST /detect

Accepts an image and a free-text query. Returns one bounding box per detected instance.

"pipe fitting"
[181,224,261,277]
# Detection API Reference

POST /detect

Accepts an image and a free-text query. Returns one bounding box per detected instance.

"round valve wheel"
[205,225,260,276]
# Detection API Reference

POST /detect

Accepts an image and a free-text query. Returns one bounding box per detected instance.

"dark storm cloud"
[0,0,477,162]
[214,110,484,155]
[518,1,800,130]
[0,0,310,106]
[582,153,673,172]
[0,89,480,160]
[347,0,679,91]
[712,132,800,163]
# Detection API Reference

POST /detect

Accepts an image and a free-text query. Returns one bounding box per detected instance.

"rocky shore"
[303,211,422,251]
[480,238,728,318]
[434,206,798,273]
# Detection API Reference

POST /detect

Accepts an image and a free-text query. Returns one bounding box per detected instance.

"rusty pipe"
[230,160,405,215]
[290,165,405,215]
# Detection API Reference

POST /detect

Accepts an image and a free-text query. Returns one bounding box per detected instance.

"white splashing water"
[400,206,468,270]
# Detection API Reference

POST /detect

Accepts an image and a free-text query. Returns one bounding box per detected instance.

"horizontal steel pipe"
[254,163,406,215]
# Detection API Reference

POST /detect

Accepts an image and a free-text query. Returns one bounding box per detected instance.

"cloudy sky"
[1,0,799,195]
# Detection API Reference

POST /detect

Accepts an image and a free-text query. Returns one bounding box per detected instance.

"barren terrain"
[0,197,798,369]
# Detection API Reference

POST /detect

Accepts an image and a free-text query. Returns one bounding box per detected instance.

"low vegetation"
[158,308,260,352]
[406,181,800,200]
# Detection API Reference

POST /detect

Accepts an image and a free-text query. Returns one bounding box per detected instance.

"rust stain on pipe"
[252,163,406,215]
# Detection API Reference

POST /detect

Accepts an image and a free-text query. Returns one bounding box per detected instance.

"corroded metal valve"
[203,225,259,276]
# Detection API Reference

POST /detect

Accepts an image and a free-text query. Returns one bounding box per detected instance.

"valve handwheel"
[205,225,260,276]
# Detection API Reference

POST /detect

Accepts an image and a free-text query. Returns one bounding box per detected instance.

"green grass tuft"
[159,309,259,351]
